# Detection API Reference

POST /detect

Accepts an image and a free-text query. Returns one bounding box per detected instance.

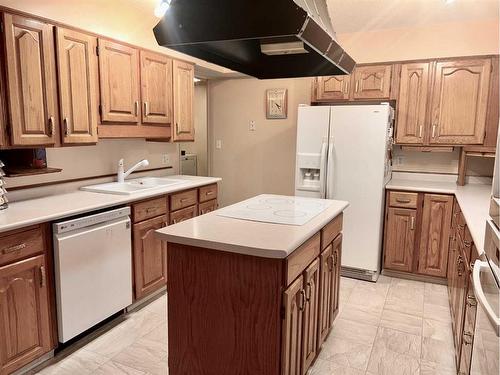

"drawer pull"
[205,191,213,195]
[146,207,157,213]
[40,266,46,287]
[2,243,27,254]
[410,216,415,230]
[305,282,312,301]
[299,289,306,311]
[396,198,411,204]
[180,198,190,203]
[464,240,472,248]
[466,295,477,307]
[463,331,473,345]
[457,256,464,276]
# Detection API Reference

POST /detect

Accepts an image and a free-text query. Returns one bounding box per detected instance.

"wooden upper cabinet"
[396,62,430,144]
[172,60,194,142]
[384,207,416,273]
[98,39,140,123]
[418,194,453,277]
[0,255,53,375]
[55,28,98,144]
[2,14,59,146]
[352,65,392,99]
[316,75,350,101]
[133,215,168,300]
[429,58,491,145]
[282,275,304,375]
[301,258,319,374]
[140,51,172,125]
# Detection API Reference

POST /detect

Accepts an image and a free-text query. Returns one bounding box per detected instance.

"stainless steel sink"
[81,177,185,195]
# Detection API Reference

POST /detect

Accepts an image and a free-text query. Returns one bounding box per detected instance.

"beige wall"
[180,84,208,176]
[210,20,499,206]
[209,78,312,206]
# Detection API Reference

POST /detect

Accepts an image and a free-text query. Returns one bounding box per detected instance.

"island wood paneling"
[167,243,283,375]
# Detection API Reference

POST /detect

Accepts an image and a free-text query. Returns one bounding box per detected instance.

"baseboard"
[382,269,447,285]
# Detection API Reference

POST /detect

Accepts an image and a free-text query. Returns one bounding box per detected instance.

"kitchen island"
[156,194,349,375]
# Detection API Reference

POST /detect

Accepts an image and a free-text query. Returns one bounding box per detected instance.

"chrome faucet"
[117,158,149,183]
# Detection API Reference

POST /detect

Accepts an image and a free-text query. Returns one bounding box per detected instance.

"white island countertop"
[0,175,221,234]
[387,177,492,256]
[155,194,349,259]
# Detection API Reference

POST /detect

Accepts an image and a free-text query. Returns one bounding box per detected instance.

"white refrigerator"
[295,104,393,281]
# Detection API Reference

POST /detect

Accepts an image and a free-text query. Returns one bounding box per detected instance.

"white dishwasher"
[53,207,132,343]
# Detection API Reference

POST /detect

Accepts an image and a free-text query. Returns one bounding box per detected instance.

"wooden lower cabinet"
[169,205,197,225]
[383,191,452,278]
[132,215,168,300]
[0,255,53,375]
[282,276,304,375]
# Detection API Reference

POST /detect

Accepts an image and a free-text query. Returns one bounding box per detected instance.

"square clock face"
[266,89,287,119]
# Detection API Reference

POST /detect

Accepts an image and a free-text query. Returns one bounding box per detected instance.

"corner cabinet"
[172,60,195,142]
[98,39,140,123]
[383,190,453,279]
[2,13,59,146]
[55,27,99,144]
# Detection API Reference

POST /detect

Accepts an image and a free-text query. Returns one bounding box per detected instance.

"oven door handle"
[472,260,500,337]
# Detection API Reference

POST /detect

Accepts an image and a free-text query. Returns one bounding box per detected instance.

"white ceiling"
[328,0,500,34]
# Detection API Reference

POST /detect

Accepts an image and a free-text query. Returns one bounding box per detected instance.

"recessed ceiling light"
[154,0,171,18]
[444,0,455,4]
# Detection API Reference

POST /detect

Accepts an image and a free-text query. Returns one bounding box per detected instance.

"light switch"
[216,140,222,149]
[249,120,256,131]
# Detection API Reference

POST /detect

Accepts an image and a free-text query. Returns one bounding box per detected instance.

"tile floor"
[34,275,456,375]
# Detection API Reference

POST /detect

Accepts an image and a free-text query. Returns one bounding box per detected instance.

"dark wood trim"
[7,166,173,191]
[381,268,447,285]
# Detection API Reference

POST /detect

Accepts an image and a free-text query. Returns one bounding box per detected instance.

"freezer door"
[327,104,392,273]
[295,106,331,198]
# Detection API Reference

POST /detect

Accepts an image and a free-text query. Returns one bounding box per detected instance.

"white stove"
[216,194,333,226]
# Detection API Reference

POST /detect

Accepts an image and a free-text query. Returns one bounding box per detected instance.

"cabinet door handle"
[340,81,344,93]
[355,80,359,93]
[299,289,306,311]
[305,282,312,301]
[432,124,437,138]
[463,331,473,345]
[48,116,55,136]
[2,243,27,254]
[457,256,464,276]
[464,240,472,248]
[63,118,69,136]
[134,101,139,116]
[144,101,149,116]
[40,266,46,287]
[419,125,423,138]
[410,216,415,230]
[328,254,334,271]
[344,81,349,94]
[466,294,477,307]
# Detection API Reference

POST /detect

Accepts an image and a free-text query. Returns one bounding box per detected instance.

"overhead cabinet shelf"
[0,10,195,148]
[312,56,499,148]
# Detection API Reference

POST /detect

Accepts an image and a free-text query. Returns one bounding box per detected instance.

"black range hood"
[153,0,355,79]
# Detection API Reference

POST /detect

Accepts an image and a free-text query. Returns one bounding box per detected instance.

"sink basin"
[81,177,185,195]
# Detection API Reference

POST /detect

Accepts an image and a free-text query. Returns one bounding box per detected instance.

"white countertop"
[387,178,492,256]
[0,175,221,233]
[155,195,349,259]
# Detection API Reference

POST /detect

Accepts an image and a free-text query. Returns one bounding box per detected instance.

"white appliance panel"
[54,215,132,342]
[327,105,391,273]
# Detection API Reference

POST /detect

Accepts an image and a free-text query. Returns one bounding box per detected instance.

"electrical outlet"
[216,140,222,149]
[249,120,256,131]
[162,154,170,165]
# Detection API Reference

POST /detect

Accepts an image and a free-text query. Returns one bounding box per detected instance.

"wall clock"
[266,89,288,119]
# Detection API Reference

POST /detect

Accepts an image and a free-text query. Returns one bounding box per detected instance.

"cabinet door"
[282,276,304,375]
[352,65,392,99]
[383,207,416,272]
[140,51,172,125]
[429,59,491,145]
[418,194,453,277]
[315,76,350,101]
[98,39,140,123]
[2,14,59,146]
[458,278,477,375]
[331,234,342,323]
[396,62,430,144]
[317,245,333,348]
[133,215,168,300]
[56,28,98,144]
[170,205,197,225]
[301,258,319,374]
[0,255,52,374]
[172,60,194,142]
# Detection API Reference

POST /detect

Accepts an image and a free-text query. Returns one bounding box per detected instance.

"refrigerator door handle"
[326,137,334,198]
[319,140,328,198]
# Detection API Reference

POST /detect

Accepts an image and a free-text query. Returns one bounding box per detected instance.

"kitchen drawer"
[321,213,343,250]
[0,225,45,266]
[388,191,418,208]
[170,205,197,225]
[132,197,168,223]
[199,184,217,203]
[199,199,218,215]
[285,232,320,286]
[170,189,198,211]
